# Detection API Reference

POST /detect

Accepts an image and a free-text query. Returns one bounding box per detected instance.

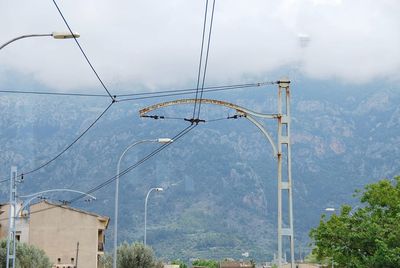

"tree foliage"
[99,242,163,268]
[171,260,188,268]
[0,240,52,268]
[192,259,219,268]
[310,176,400,267]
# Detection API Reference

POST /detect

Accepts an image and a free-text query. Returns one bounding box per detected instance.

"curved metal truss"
[139,80,294,267]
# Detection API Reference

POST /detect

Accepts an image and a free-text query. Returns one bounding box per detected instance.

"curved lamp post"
[113,138,172,268]
[144,187,163,247]
[0,32,80,50]
[17,188,96,216]
[3,31,80,268]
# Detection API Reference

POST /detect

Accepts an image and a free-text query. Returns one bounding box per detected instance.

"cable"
[0,82,273,184]
[197,0,216,119]
[70,124,195,203]
[0,178,10,184]
[0,89,109,97]
[68,124,196,203]
[117,83,269,102]
[0,81,276,99]
[0,101,115,183]
[0,82,273,183]
[193,0,210,118]
[23,101,114,176]
[142,114,244,123]
[52,0,115,101]
[117,82,271,97]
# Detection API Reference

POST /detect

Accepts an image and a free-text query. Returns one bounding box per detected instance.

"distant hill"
[0,79,399,261]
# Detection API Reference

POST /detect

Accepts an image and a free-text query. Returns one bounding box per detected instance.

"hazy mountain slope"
[0,80,399,261]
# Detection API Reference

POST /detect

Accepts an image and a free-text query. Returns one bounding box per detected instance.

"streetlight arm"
[17,189,96,217]
[0,32,80,50]
[0,34,52,50]
[116,140,158,174]
[19,188,96,199]
[113,139,171,268]
[144,187,163,247]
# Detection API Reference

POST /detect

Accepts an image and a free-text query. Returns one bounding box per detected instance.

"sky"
[0,0,399,92]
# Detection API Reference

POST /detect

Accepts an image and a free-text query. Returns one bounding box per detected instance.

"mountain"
[0,79,399,261]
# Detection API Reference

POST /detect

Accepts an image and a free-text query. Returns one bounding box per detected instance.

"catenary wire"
[192,0,210,118]
[0,81,276,99]
[0,101,114,183]
[117,83,269,102]
[0,89,109,97]
[196,0,216,120]
[52,0,115,101]
[0,124,196,220]
[0,82,275,184]
[68,124,196,203]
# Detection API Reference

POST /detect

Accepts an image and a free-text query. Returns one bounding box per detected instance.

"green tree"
[117,242,163,268]
[192,259,219,268]
[171,260,188,268]
[310,176,400,267]
[99,252,113,268]
[0,240,52,268]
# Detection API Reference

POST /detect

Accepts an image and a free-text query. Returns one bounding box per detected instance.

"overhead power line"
[193,0,211,118]
[0,101,115,183]
[0,82,275,184]
[52,0,115,101]
[0,89,109,97]
[117,82,271,102]
[196,0,216,120]
[192,0,216,120]
[0,82,275,99]
[68,124,197,203]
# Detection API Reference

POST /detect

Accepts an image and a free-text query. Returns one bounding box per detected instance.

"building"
[0,200,109,268]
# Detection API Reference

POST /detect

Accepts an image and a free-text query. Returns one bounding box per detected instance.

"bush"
[0,240,52,268]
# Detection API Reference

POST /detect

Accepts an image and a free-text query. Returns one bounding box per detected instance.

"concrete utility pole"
[6,166,18,268]
[138,79,295,268]
[276,80,295,267]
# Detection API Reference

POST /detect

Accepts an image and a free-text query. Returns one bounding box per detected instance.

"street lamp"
[0,32,80,50]
[113,138,172,268]
[144,187,163,247]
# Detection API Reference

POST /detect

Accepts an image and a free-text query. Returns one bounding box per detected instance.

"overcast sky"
[0,0,399,91]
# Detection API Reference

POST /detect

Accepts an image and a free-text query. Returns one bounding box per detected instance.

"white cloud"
[0,0,399,91]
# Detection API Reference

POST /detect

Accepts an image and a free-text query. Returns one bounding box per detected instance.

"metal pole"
[144,189,151,247]
[0,34,52,50]
[276,80,294,268]
[113,139,158,268]
[6,166,17,268]
[144,187,163,247]
[144,188,154,247]
[286,83,295,268]
[277,85,283,268]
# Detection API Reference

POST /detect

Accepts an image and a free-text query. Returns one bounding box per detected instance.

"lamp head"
[325,207,335,212]
[52,32,80,39]
[155,187,164,192]
[157,138,173,144]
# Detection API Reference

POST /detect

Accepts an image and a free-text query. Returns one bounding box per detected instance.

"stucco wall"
[29,202,105,268]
